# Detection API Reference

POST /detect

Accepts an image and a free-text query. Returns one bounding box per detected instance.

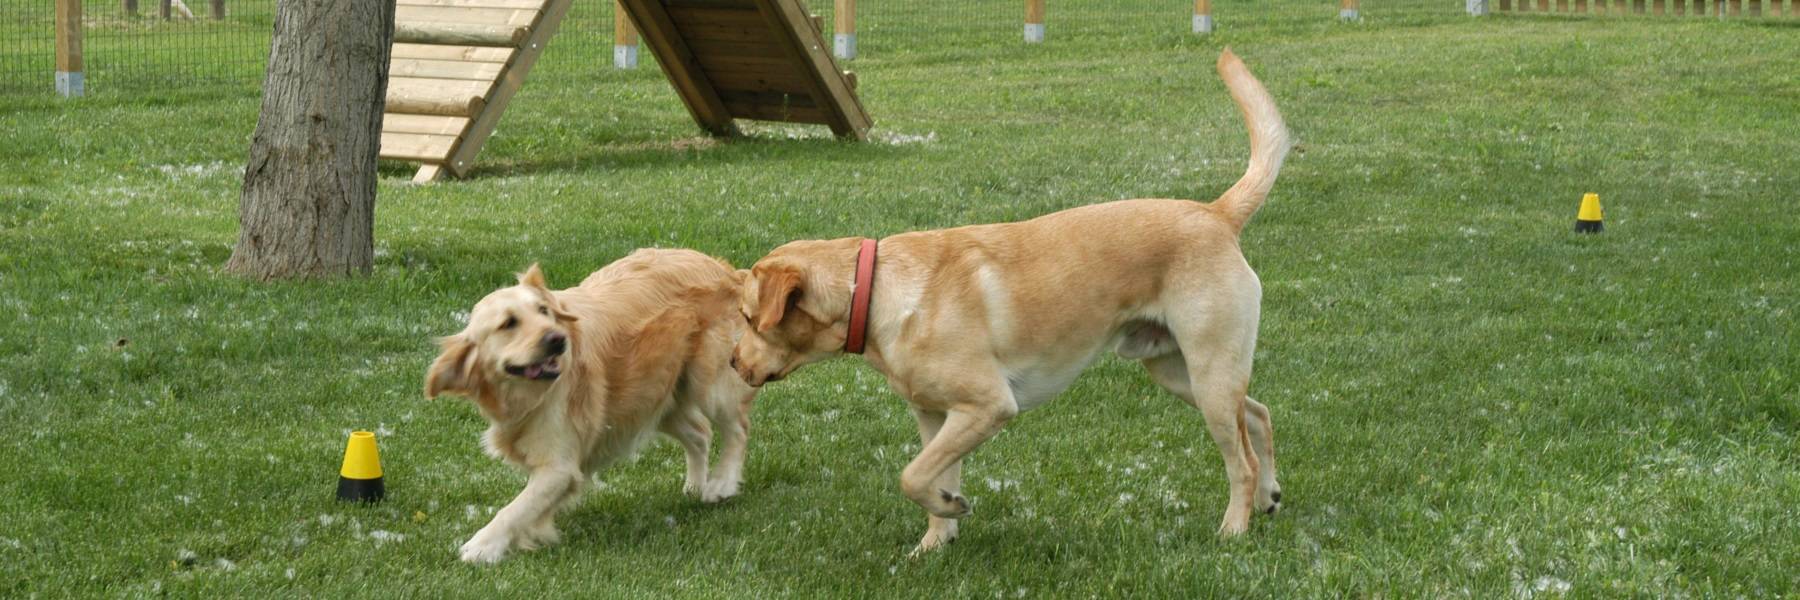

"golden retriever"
[426,249,756,564]
[729,50,1292,555]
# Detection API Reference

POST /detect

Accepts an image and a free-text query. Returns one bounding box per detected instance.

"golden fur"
[731,50,1292,555]
[426,249,756,564]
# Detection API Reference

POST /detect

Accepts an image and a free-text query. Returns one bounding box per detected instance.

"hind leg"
[1243,396,1280,514]
[1142,349,1263,536]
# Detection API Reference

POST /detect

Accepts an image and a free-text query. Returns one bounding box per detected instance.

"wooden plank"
[687,37,787,59]
[1557,0,1569,12]
[392,43,515,63]
[383,114,472,136]
[55,0,81,72]
[413,164,445,184]
[666,0,757,8]
[694,53,793,72]
[210,0,224,19]
[705,67,814,95]
[441,0,575,175]
[672,18,781,43]
[399,0,544,9]
[667,5,767,27]
[387,78,491,116]
[390,58,506,81]
[751,0,871,138]
[621,0,741,136]
[380,132,459,162]
[396,5,539,26]
[394,22,528,47]
[723,101,830,124]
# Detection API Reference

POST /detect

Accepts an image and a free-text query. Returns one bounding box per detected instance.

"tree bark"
[226,0,394,280]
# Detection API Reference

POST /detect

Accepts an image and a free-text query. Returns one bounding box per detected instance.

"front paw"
[517,521,561,550]
[459,533,511,564]
[700,478,739,503]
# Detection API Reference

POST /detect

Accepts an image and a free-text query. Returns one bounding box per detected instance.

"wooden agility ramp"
[379,0,871,182]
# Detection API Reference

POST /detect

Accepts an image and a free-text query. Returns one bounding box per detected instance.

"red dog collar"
[845,238,878,354]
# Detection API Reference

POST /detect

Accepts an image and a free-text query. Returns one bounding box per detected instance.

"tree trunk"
[225,0,393,280]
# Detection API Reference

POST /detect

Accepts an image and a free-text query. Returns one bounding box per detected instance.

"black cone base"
[1574,219,1603,234]
[337,476,385,502]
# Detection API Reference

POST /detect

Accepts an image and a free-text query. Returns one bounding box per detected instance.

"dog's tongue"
[524,364,544,379]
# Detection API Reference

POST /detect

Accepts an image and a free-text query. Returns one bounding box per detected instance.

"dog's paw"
[459,535,511,564]
[701,478,740,503]
[907,519,959,558]
[517,522,560,550]
[1256,487,1282,516]
[927,489,972,519]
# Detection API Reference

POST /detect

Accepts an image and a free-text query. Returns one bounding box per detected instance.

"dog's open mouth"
[504,355,562,381]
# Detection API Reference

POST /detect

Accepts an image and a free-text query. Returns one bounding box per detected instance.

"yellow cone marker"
[337,431,385,502]
[1575,193,1603,233]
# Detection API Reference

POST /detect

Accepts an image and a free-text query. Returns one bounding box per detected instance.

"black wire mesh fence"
[1,0,275,95]
[2,0,1397,97]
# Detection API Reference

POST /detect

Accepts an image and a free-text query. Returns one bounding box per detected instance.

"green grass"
[3,0,1798,596]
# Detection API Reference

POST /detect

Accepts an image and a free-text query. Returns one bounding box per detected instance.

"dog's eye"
[538,305,550,316]
[500,315,518,330]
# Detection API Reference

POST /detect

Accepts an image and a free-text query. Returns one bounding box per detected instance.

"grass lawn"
[2,0,1797,596]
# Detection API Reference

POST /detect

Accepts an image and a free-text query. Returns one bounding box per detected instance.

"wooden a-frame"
[378,0,871,183]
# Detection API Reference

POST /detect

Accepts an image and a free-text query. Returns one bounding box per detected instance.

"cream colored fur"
[731,50,1292,555]
[426,249,756,564]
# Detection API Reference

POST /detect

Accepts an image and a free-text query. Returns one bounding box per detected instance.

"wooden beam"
[398,0,544,8]
[412,164,445,184]
[615,1,640,69]
[211,0,224,19]
[621,0,741,136]
[396,5,539,26]
[751,0,870,138]
[391,43,515,62]
[1194,0,1214,33]
[381,132,460,162]
[389,58,506,81]
[386,78,491,116]
[833,0,854,59]
[1342,0,1361,19]
[1024,0,1045,42]
[123,0,138,17]
[393,22,529,47]
[55,0,83,96]
[383,114,472,136]
[442,0,580,176]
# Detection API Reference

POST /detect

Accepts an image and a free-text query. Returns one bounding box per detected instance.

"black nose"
[542,332,567,354]
[730,356,740,370]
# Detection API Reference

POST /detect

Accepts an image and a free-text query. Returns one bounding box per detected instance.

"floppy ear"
[546,297,580,323]
[751,268,803,333]
[425,335,480,399]
[518,263,548,289]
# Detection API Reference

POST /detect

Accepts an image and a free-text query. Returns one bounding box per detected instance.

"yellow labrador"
[427,250,756,564]
[729,50,1291,555]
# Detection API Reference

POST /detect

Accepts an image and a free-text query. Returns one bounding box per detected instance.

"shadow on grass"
[449,131,917,181]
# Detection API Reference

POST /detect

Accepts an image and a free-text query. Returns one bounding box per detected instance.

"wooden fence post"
[1024,0,1044,43]
[160,0,171,19]
[833,0,855,59]
[1341,0,1361,19]
[613,1,638,69]
[55,0,84,97]
[211,0,225,19]
[1468,0,1490,15]
[123,0,138,17]
[1194,0,1214,32]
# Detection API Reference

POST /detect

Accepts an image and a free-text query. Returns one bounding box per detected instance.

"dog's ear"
[425,335,480,399]
[751,267,803,333]
[518,263,548,289]
[546,296,580,323]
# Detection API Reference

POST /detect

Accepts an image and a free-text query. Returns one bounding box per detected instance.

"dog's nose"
[729,355,740,370]
[542,332,567,354]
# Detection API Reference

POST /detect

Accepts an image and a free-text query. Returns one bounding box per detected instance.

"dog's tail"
[1209,49,1292,232]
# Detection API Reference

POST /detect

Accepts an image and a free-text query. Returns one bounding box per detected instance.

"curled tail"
[1210,49,1292,232]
